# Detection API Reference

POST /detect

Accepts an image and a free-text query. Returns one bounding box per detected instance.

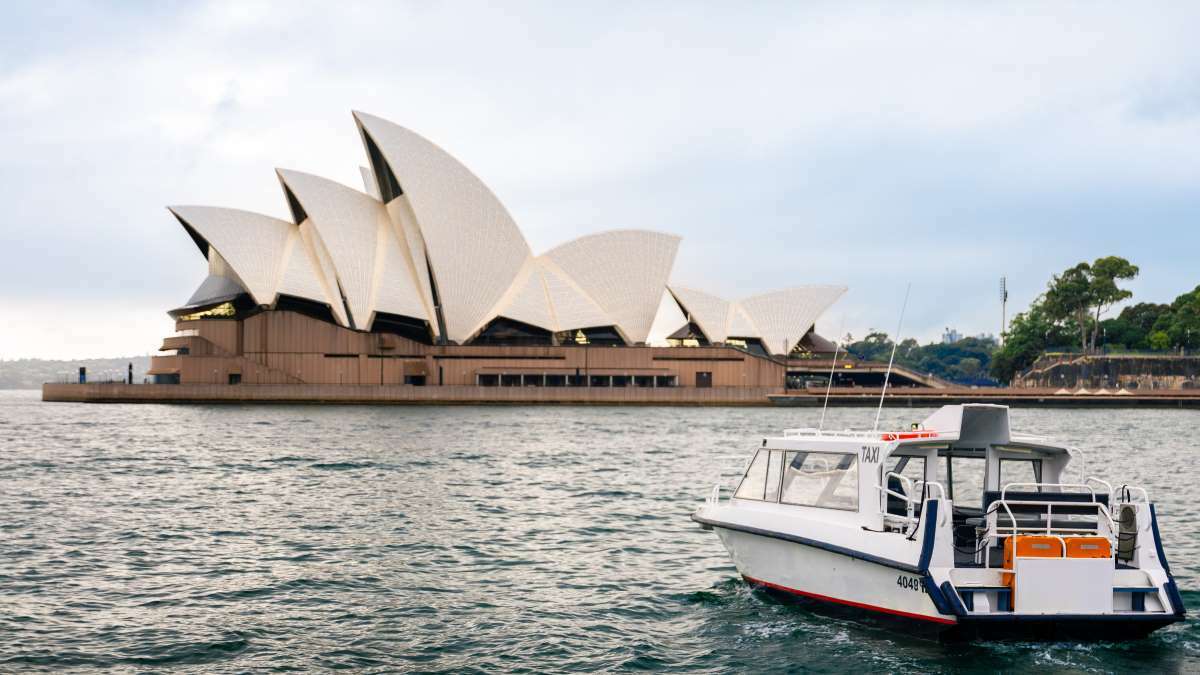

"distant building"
[942,328,962,344]
[140,111,849,392]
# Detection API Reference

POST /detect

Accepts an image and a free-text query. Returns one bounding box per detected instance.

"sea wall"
[1014,354,1200,390]
[42,383,782,405]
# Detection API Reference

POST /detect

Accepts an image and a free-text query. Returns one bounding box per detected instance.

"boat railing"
[1116,485,1151,504]
[708,483,721,506]
[878,475,948,533]
[994,500,1117,535]
[782,428,875,439]
[707,454,759,505]
[878,472,918,529]
[999,481,1100,500]
[1065,446,1088,483]
[980,493,1117,568]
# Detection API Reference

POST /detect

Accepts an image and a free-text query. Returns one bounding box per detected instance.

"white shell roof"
[482,257,614,336]
[384,197,437,328]
[488,259,556,332]
[168,112,844,347]
[545,230,680,344]
[354,111,530,343]
[739,286,847,355]
[276,169,428,331]
[669,286,732,343]
[168,206,293,306]
[726,304,760,338]
[537,258,611,331]
[359,166,380,199]
[668,284,847,355]
[299,222,350,326]
[645,290,689,346]
[276,229,331,308]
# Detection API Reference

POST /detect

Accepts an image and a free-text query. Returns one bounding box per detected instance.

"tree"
[1043,257,1139,352]
[1043,263,1093,351]
[1149,331,1171,351]
[1087,256,1139,350]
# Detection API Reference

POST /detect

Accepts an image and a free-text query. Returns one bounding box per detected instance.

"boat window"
[734,450,769,500]
[937,455,986,506]
[887,455,926,486]
[884,455,925,516]
[999,458,1043,491]
[765,451,783,503]
[780,451,858,511]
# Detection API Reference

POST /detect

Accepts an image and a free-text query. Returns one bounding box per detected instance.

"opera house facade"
[129,111,846,402]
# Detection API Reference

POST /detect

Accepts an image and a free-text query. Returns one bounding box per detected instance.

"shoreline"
[40,383,1200,408]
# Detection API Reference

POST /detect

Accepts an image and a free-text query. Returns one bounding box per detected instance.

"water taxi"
[692,404,1185,640]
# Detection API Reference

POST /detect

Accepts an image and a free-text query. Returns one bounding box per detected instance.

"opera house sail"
[66,111,849,402]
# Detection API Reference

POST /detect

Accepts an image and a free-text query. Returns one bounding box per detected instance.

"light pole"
[1000,276,1008,345]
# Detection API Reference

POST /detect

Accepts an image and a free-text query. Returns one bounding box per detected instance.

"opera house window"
[177,302,236,322]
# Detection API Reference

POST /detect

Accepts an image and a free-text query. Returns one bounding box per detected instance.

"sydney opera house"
[123,111,847,402]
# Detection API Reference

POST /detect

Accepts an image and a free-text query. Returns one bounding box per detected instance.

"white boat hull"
[713,526,955,627]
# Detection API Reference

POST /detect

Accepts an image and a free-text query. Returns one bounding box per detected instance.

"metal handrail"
[1065,446,1087,482]
[877,471,917,528]
[919,480,947,502]
[1086,477,1113,495]
[984,500,1115,569]
[993,499,1117,539]
[1117,485,1150,504]
[876,475,949,532]
[1000,482,1096,500]
[783,428,878,438]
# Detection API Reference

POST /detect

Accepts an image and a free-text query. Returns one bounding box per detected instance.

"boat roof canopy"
[920,404,1010,446]
[776,404,1069,456]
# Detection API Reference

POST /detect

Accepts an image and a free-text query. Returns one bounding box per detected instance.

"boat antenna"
[818,316,846,432]
[873,283,912,432]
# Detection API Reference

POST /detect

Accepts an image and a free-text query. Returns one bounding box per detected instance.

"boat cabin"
[736,406,1080,530]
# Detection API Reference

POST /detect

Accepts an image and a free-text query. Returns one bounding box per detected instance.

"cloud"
[1,1,1199,357]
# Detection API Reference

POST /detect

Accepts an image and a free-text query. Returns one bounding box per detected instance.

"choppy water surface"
[1,390,1198,672]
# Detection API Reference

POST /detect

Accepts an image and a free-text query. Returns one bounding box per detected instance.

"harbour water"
[2,390,1197,672]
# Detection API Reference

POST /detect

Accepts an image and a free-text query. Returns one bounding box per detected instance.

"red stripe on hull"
[743,575,957,626]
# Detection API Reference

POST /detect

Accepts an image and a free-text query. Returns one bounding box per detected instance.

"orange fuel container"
[1003,535,1064,589]
[1065,536,1112,559]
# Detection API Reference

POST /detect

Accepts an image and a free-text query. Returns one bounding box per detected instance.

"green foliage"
[1042,256,1139,351]
[1149,331,1171,351]
[1098,302,1168,350]
[989,300,1074,382]
[844,332,999,386]
[1151,285,1200,350]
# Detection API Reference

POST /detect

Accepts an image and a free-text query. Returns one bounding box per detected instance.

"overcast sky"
[2,2,1198,359]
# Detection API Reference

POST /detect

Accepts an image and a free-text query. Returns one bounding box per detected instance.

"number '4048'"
[896,575,925,592]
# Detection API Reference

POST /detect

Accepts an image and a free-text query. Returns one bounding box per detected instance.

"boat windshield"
[779,451,858,511]
[998,457,1043,490]
[733,449,858,511]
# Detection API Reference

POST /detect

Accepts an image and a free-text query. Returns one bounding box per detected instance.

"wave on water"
[1,392,1197,672]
